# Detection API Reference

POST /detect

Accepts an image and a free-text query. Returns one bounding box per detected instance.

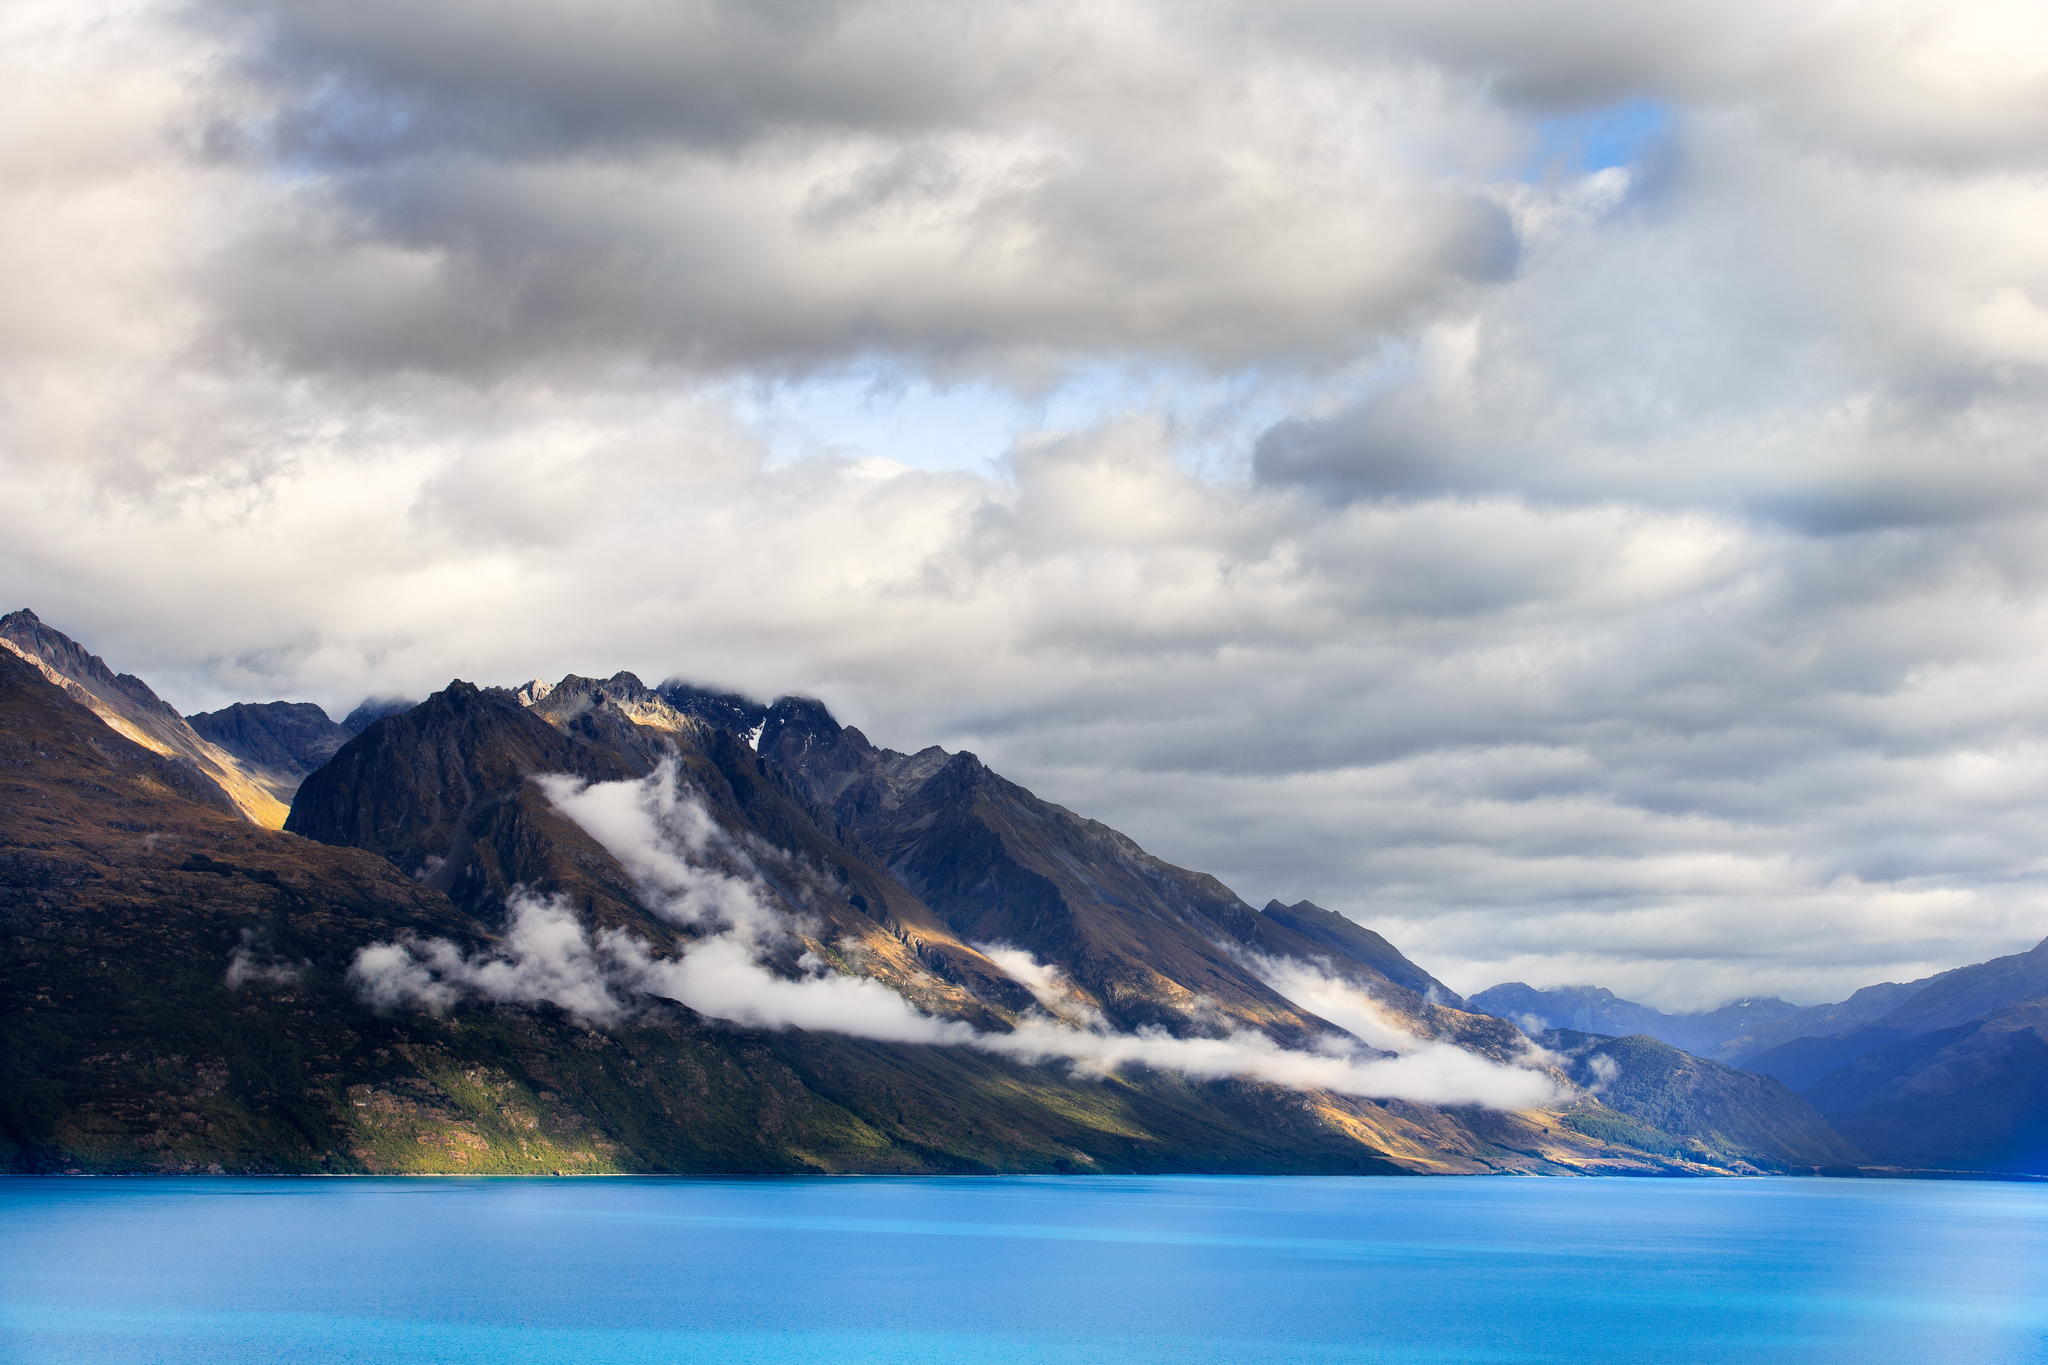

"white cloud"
[350,892,632,1025]
[352,766,1560,1109]
[223,930,306,990]
[974,941,1107,1030]
[14,0,2048,1012]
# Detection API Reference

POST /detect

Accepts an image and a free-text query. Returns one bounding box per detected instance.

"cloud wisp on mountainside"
[351,760,1560,1110]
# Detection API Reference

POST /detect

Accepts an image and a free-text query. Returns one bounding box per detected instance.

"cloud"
[13,0,2048,1014]
[352,765,1560,1109]
[973,942,1107,1029]
[223,929,306,989]
[192,0,1517,382]
[350,891,631,1025]
[976,938,1557,1108]
[982,1014,1557,1111]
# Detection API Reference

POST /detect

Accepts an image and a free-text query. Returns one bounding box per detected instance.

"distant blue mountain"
[1470,982,1799,1056]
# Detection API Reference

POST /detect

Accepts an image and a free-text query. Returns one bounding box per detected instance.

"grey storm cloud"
[7,0,2048,1011]
[193,0,1520,379]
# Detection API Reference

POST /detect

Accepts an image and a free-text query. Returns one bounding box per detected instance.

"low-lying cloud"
[351,891,631,1025]
[351,763,1560,1110]
[224,929,307,990]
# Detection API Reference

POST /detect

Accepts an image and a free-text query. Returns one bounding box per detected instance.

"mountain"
[2,645,1434,1175]
[187,701,352,801]
[0,609,288,825]
[1711,980,1932,1068]
[1472,983,1799,1056]
[1719,937,2048,1072]
[753,699,1463,1039]
[1260,899,1458,1006]
[4,613,1867,1176]
[341,696,417,734]
[1800,999,2048,1172]
[1695,938,2048,1172]
[1536,1031,1861,1168]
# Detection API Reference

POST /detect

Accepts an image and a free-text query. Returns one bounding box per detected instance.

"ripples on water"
[3,1174,2045,1364]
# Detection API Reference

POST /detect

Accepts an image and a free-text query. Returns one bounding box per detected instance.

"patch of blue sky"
[727,360,1321,480]
[1523,98,1673,180]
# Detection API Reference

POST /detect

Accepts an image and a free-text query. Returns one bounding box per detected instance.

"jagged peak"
[0,609,289,826]
[187,699,336,725]
[342,696,417,734]
[2,609,125,685]
[404,680,500,716]
[528,670,703,737]
[511,678,554,707]
[654,680,769,742]
[408,679,547,720]
[542,671,661,700]
[767,694,840,731]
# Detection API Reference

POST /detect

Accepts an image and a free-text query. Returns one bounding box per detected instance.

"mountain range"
[1469,983,1801,1057]
[2,608,2037,1176]
[1478,956,2048,1175]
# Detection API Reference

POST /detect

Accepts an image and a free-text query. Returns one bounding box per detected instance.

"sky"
[7,1,2048,1010]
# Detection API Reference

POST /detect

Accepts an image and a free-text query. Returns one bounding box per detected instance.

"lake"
[2,1175,2044,1364]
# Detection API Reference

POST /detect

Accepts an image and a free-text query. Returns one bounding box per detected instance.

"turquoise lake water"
[2,1175,2045,1364]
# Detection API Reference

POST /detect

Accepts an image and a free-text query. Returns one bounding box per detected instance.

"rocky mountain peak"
[656,680,769,735]
[529,671,698,737]
[763,694,841,737]
[341,696,417,734]
[0,609,288,826]
[186,700,349,794]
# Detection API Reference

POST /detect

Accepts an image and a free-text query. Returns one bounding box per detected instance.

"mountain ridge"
[0,609,289,825]
[1471,983,1800,1056]
[0,611,1921,1176]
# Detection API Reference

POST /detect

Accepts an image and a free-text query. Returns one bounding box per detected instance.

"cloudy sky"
[9,0,2048,1009]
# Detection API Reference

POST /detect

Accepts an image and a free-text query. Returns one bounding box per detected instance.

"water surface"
[3,1175,2044,1363]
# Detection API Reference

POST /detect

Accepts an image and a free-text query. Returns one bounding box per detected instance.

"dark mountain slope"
[1538,1031,1863,1167]
[1474,983,1798,1056]
[297,673,1030,1020]
[0,646,470,1168]
[287,681,655,934]
[1256,900,1460,1006]
[1,609,287,825]
[1704,938,2048,1174]
[188,700,350,798]
[755,699,1456,1043]
[1803,1000,2048,1172]
[1861,938,2048,1037]
[1719,937,2048,1068]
